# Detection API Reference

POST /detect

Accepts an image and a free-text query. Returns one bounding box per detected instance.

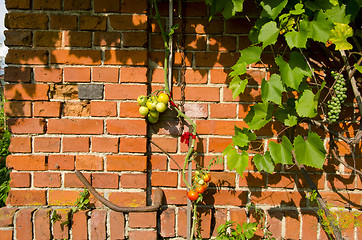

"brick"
[162,189,188,205]
[91,101,117,117]
[296,173,325,190]
[210,68,230,84]
[9,172,31,188]
[120,0,147,13]
[150,155,167,170]
[4,101,31,117]
[6,0,31,9]
[285,210,301,239]
[5,83,49,100]
[184,69,208,84]
[92,173,119,189]
[250,191,306,207]
[184,103,208,118]
[63,102,90,117]
[4,30,32,46]
[64,67,91,82]
[226,17,254,34]
[50,50,101,65]
[15,209,34,240]
[48,155,75,170]
[92,137,118,153]
[5,13,48,29]
[64,172,91,188]
[48,190,79,205]
[34,31,62,47]
[175,86,220,102]
[109,15,147,30]
[327,174,356,190]
[196,120,248,135]
[72,211,88,240]
[194,52,239,68]
[239,104,252,118]
[34,209,51,240]
[301,211,318,240]
[268,173,295,189]
[63,137,89,152]
[223,86,261,102]
[119,137,147,153]
[239,172,266,188]
[34,137,61,152]
[64,31,92,47]
[107,155,147,171]
[108,191,146,208]
[90,210,107,240]
[182,18,223,34]
[209,35,237,51]
[150,137,178,153]
[152,172,178,187]
[107,119,146,135]
[120,67,147,83]
[120,173,147,188]
[213,208,228,237]
[0,207,17,227]
[52,209,69,239]
[47,119,103,134]
[34,172,61,187]
[128,230,157,240]
[0,230,12,240]
[123,32,147,47]
[64,0,90,10]
[94,0,120,12]
[105,84,147,100]
[209,137,232,153]
[104,50,147,65]
[7,190,46,206]
[33,101,61,117]
[79,16,107,31]
[6,49,48,65]
[177,207,187,237]
[7,155,46,171]
[92,67,119,82]
[94,32,121,47]
[34,67,62,83]
[50,84,78,100]
[129,212,157,228]
[209,172,236,188]
[78,84,104,100]
[34,0,61,10]
[109,212,125,240]
[160,208,175,237]
[76,155,103,171]
[50,14,78,30]
[119,102,141,117]
[4,67,31,82]
[210,103,237,118]
[184,35,207,51]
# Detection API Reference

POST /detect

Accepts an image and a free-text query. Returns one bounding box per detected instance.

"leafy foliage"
[216,221,257,240]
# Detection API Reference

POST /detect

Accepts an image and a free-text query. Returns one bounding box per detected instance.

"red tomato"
[187,190,199,201]
[203,173,211,183]
[196,184,207,194]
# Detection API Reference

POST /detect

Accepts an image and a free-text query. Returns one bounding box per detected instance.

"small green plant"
[216,221,257,240]
[72,188,91,212]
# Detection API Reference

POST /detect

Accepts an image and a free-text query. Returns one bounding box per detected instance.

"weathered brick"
[4,67,31,83]
[120,173,147,189]
[108,192,146,208]
[34,172,61,187]
[47,119,103,134]
[34,0,61,10]
[34,209,51,240]
[52,209,70,239]
[63,102,90,117]
[107,119,146,135]
[9,172,31,188]
[64,67,91,82]
[34,137,61,152]
[4,30,32,46]
[34,67,62,83]
[64,0,90,10]
[76,155,104,171]
[0,207,17,227]
[123,32,147,47]
[33,101,61,117]
[6,49,48,65]
[104,50,147,65]
[34,31,62,47]
[94,32,121,47]
[7,190,46,206]
[50,50,101,65]
[160,208,175,237]
[48,190,79,206]
[92,67,119,82]
[64,172,91,188]
[5,83,49,100]
[6,0,31,9]
[79,16,107,31]
[9,137,31,153]
[72,210,89,240]
[92,173,119,189]
[64,31,92,47]
[4,101,31,117]
[90,101,117,117]
[63,137,89,152]
[48,155,75,170]
[119,137,147,153]
[129,212,157,228]
[7,155,46,171]
[105,84,147,100]
[109,211,125,239]
[15,209,34,240]
[90,210,107,240]
[50,14,78,30]
[109,15,147,30]
[5,13,48,29]
[107,155,147,171]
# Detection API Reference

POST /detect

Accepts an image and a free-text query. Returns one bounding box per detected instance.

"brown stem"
[330,147,362,176]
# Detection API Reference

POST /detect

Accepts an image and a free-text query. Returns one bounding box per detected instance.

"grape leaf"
[325,4,350,24]
[232,132,249,148]
[232,0,245,12]
[229,46,262,79]
[295,89,318,118]
[269,136,293,164]
[253,152,274,173]
[275,104,298,127]
[285,20,309,49]
[355,63,362,73]
[329,23,353,50]
[261,74,284,105]
[244,102,274,130]
[226,149,249,176]
[260,0,288,20]
[294,132,326,169]
[308,11,334,43]
[275,52,311,90]
[305,0,334,11]
[258,21,279,49]
[222,0,235,20]
[229,76,248,99]
[289,3,305,15]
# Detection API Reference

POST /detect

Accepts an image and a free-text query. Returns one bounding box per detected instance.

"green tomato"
[149,110,159,119]
[146,100,157,111]
[137,95,147,106]
[156,102,167,113]
[147,114,158,124]
[139,106,149,116]
[157,93,169,104]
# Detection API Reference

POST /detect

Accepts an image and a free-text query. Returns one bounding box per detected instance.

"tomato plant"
[187,190,199,201]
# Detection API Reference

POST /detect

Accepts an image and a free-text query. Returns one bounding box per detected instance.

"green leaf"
[229,76,248,99]
[275,104,298,127]
[325,4,350,24]
[290,3,305,15]
[308,11,334,43]
[226,149,249,176]
[233,126,256,148]
[294,132,326,169]
[253,152,274,173]
[232,0,245,12]
[285,20,309,49]
[222,0,235,20]
[329,23,354,50]
[244,102,274,130]
[260,0,288,20]
[295,89,318,118]
[305,0,334,11]
[229,62,247,78]
[275,52,311,90]
[240,46,263,65]
[355,64,362,73]
[258,21,279,49]
[261,74,284,105]
[269,136,293,164]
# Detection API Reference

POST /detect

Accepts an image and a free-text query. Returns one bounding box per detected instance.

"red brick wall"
[2,0,362,239]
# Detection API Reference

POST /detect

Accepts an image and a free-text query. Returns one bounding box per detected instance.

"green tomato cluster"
[137,93,169,124]
[327,71,347,123]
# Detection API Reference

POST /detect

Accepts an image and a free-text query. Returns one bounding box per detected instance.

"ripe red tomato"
[203,173,211,183]
[187,190,199,201]
[196,184,207,194]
